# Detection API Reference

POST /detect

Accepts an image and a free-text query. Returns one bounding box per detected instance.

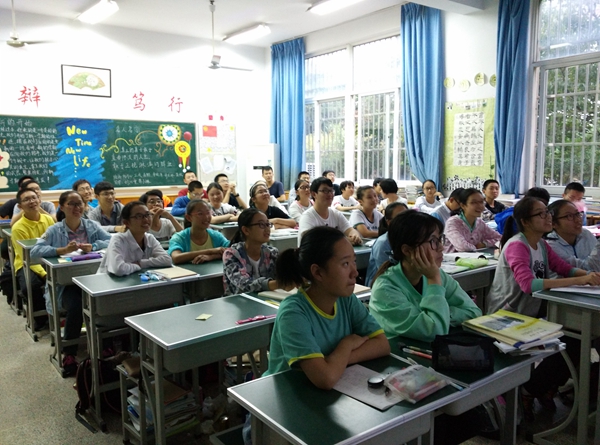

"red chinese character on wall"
[168,96,183,113]
[133,92,146,111]
[18,86,40,107]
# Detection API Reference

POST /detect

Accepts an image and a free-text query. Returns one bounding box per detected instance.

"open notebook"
[258,284,370,301]
[151,266,198,280]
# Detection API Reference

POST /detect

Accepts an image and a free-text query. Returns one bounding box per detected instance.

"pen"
[405,345,433,355]
[236,314,277,325]
[447,381,464,391]
[402,348,432,360]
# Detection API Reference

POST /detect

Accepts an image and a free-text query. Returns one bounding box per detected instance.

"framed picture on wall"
[61,65,111,98]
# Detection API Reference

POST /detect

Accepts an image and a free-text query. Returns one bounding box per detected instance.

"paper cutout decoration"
[474,73,486,86]
[444,77,455,88]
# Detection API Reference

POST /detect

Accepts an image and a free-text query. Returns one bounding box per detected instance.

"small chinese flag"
[203,125,217,137]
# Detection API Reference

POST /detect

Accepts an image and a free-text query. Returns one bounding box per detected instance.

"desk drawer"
[94,284,184,317]
[56,262,100,285]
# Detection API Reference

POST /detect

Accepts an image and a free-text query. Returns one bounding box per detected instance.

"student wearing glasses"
[288,179,313,223]
[11,179,57,227]
[486,197,600,420]
[171,180,205,217]
[72,179,98,217]
[88,181,125,233]
[443,188,501,253]
[287,171,310,204]
[369,211,481,341]
[98,201,172,276]
[168,200,229,265]
[140,189,183,242]
[223,208,287,295]
[31,191,111,374]
[545,199,600,271]
[298,177,362,245]
[249,183,296,229]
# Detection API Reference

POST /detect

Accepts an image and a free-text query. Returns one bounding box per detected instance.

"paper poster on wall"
[442,99,495,192]
[198,116,236,185]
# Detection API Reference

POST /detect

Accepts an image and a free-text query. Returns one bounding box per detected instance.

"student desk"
[40,256,102,377]
[533,290,600,445]
[1,227,20,316]
[450,263,497,311]
[17,238,45,341]
[268,229,299,253]
[228,354,463,445]
[389,336,554,445]
[210,222,238,240]
[354,244,372,271]
[124,294,277,445]
[72,271,199,432]
[179,260,225,301]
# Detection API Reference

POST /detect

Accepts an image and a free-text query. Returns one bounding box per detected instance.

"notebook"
[151,266,198,280]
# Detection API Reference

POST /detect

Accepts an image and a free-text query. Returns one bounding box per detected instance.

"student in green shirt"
[370,211,481,342]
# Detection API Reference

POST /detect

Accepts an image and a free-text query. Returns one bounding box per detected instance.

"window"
[534,0,600,191]
[305,36,415,183]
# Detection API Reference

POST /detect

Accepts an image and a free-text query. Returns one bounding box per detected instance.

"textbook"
[462,310,563,349]
[258,283,370,301]
[151,266,198,280]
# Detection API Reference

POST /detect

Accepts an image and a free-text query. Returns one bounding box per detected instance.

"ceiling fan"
[208,0,252,71]
[7,0,51,47]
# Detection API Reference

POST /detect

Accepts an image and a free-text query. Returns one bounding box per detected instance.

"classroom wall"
[0,9,271,201]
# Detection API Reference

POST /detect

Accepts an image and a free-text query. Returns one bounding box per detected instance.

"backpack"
[74,357,121,432]
[0,264,14,305]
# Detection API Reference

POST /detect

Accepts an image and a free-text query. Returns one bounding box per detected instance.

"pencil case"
[71,253,103,262]
[432,331,494,372]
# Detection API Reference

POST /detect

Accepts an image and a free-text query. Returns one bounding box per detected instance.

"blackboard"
[0,115,196,192]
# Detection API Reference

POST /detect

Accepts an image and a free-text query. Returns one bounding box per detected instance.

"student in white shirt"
[298,177,362,245]
[414,179,443,215]
[431,188,463,225]
[378,178,407,211]
[140,189,183,241]
[332,181,360,211]
[348,186,383,239]
[287,171,310,205]
[97,201,172,276]
[288,179,313,223]
[207,182,238,224]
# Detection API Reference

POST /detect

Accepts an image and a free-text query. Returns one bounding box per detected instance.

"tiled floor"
[0,299,591,445]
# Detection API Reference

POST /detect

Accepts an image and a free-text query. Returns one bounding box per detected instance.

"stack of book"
[126,378,199,436]
[463,310,564,355]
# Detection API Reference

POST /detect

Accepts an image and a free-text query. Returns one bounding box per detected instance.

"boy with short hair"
[140,189,183,241]
[88,181,125,233]
[172,180,205,216]
[214,173,247,209]
[12,188,55,330]
[72,179,98,209]
[11,179,57,226]
[432,188,464,224]
[563,182,587,224]
[178,171,204,197]
[322,170,341,196]
[262,166,286,202]
[481,179,506,221]
[332,180,360,211]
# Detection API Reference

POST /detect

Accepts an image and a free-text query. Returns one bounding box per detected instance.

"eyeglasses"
[298,186,310,191]
[248,221,274,230]
[426,235,446,250]
[20,196,38,204]
[190,192,204,199]
[130,213,152,220]
[100,191,115,197]
[77,186,92,192]
[66,201,84,208]
[556,211,584,221]
[529,209,553,219]
[317,188,334,195]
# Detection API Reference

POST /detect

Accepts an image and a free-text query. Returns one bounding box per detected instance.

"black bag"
[0,264,14,305]
[432,331,494,372]
[74,357,121,432]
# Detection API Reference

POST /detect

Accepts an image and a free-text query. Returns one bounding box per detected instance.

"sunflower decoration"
[158,124,181,146]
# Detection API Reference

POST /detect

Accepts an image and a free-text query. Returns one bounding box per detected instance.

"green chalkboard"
[0,115,197,192]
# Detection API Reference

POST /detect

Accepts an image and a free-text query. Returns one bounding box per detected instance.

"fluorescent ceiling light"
[308,0,366,15]
[77,0,119,25]
[223,24,271,45]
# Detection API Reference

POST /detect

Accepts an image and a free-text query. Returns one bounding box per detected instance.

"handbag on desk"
[432,331,494,372]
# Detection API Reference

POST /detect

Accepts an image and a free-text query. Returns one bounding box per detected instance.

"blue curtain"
[401,4,444,186]
[494,0,530,196]
[270,38,305,191]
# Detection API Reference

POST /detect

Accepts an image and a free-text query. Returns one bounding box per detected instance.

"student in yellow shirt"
[12,188,55,330]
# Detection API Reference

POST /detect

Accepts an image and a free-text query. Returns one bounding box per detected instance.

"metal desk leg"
[576,310,592,445]
[7,243,20,315]
[154,342,166,445]
[501,387,518,445]
[22,255,38,341]
[47,267,65,376]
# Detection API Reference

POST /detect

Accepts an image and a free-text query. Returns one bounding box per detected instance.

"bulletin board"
[442,98,495,192]
[0,115,196,191]
[198,119,237,185]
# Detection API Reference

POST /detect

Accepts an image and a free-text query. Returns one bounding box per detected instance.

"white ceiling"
[0,0,488,48]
